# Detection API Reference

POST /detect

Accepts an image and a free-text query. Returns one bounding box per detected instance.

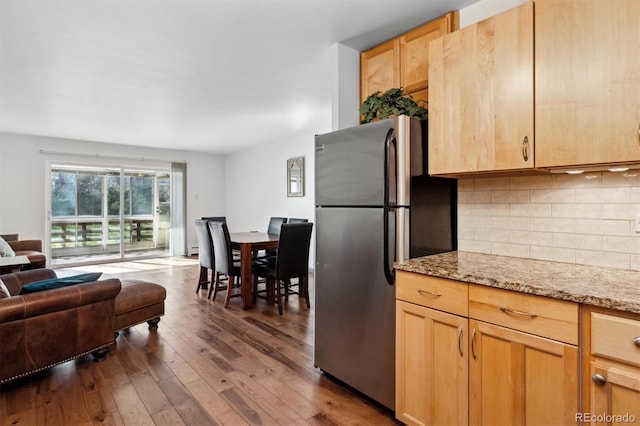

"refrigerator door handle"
[383,207,396,285]
[383,128,396,285]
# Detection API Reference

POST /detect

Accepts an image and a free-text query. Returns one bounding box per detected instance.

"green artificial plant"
[359,87,428,124]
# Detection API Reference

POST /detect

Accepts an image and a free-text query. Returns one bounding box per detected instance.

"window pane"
[124,177,131,216]
[131,176,153,215]
[158,176,170,203]
[77,174,103,216]
[51,172,76,217]
[107,176,120,216]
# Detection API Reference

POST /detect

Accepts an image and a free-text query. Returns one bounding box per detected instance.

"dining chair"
[201,216,227,223]
[195,219,230,301]
[267,217,288,234]
[252,222,313,315]
[194,219,214,293]
[203,216,241,258]
[288,218,308,223]
[208,221,242,307]
[252,217,288,266]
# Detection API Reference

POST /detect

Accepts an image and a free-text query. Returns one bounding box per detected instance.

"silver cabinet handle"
[417,289,442,297]
[471,328,477,360]
[592,373,607,386]
[522,136,529,161]
[500,306,538,318]
[458,326,463,357]
[633,336,640,348]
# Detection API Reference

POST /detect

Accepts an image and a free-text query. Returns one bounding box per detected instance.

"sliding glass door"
[49,164,172,266]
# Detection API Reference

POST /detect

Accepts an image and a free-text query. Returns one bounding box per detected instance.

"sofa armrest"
[0,278,122,323]
[7,239,42,252]
[0,269,57,296]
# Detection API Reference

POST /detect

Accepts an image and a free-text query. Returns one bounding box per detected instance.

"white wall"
[0,132,225,255]
[224,133,319,232]
[330,43,360,131]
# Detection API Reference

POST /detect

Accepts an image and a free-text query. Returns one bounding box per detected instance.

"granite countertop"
[395,251,640,314]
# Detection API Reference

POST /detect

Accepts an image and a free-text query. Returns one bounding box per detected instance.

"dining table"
[229,231,279,309]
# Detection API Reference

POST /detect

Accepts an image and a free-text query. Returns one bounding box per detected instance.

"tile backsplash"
[458,171,640,270]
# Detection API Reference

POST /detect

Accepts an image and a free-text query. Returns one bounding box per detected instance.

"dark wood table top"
[230,232,279,244]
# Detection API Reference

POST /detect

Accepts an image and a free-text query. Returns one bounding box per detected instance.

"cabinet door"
[535,0,640,168]
[469,319,579,426]
[590,362,640,424]
[400,13,456,94]
[360,39,400,103]
[428,3,534,175]
[396,301,468,426]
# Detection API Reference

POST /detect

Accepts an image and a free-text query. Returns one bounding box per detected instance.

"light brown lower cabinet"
[396,272,580,425]
[469,319,579,426]
[396,300,468,426]
[582,307,640,425]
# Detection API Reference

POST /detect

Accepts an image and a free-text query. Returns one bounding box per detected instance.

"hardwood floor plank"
[111,382,155,425]
[219,387,275,426]
[243,316,313,356]
[89,366,125,426]
[111,335,147,377]
[118,330,175,382]
[307,412,340,426]
[226,370,312,425]
[150,407,187,426]
[155,329,234,393]
[53,361,95,424]
[156,375,217,425]
[183,379,249,426]
[1,409,37,426]
[251,366,323,420]
[0,258,397,425]
[129,371,173,415]
[77,361,116,424]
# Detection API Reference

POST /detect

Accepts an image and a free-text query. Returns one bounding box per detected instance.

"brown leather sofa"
[0,268,166,384]
[0,269,120,384]
[0,234,46,273]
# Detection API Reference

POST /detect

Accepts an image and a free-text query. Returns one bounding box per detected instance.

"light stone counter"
[395,251,640,314]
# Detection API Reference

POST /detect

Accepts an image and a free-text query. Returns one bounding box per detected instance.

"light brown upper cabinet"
[428,2,534,175]
[535,0,640,168]
[360,39,400,104]
[399,13,458,96]
[360,12,458,104]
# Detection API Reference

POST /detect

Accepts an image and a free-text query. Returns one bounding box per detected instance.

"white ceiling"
[0,0,480,154]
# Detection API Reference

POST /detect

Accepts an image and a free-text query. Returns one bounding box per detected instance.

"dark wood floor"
[0,257,398,425]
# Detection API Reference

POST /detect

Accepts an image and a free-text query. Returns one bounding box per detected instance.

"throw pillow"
[0,236,15,257]
[18,272,103,295]
[0,278,10,299]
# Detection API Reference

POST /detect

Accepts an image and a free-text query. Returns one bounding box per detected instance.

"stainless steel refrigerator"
[314,115,457,410]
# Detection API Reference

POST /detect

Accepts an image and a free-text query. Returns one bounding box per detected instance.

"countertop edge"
[395,252,640,315]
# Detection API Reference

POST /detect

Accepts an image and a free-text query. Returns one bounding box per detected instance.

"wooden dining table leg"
[240,243,253,309]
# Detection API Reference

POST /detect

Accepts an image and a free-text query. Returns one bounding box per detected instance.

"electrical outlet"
[635,214,640,233]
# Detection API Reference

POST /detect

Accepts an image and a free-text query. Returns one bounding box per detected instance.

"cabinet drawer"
[592,313,640,367]
[469,285,578,345]
[396,271,468,317]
